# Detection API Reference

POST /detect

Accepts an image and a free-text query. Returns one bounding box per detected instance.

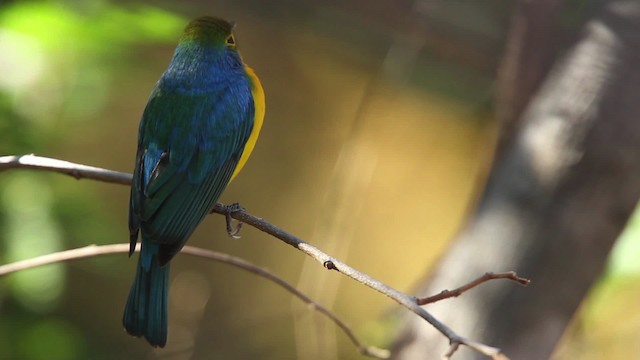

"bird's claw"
[227,222,243,239]
[223,203,244,239]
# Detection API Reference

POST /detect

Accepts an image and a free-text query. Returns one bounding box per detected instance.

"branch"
[211,204,507,358]
[0,154,131,184]
[0,243,389,359]
[417,272,530,305]
[0,154,516,359]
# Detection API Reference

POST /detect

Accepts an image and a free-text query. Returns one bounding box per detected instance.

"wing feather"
[128,79,254,265]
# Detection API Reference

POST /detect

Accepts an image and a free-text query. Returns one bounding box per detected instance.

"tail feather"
[123,241,169,347]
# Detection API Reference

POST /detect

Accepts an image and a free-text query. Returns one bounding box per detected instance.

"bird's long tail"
[123,241,169,347]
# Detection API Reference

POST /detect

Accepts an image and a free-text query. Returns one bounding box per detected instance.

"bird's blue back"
[129,43,255,265]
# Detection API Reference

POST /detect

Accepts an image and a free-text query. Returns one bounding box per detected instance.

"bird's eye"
[226,35,236,48]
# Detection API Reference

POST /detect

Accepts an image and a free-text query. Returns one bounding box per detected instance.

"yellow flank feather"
[230,64,265,182]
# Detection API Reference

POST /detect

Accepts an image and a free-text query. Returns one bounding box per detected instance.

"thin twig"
[0,154,515,359]
[0,243,389,359]
[418,272,530,305]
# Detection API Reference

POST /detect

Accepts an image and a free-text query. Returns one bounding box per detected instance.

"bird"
[123,16,265,348]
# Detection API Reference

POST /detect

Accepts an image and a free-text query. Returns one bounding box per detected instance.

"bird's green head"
[180,16,237,50]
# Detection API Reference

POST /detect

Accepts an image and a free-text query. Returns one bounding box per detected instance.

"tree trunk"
[494,0,563,156]
[392,1,640,359]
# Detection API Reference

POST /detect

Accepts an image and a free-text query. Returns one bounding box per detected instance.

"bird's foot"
[222,203,244,239]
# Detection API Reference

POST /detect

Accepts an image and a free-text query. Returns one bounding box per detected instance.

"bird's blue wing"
[128,83,255,265]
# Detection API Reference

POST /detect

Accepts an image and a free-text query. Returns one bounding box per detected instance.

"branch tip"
[418,271,529,305]
[442,342,460,359]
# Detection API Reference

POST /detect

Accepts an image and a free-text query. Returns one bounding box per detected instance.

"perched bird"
[123,16,265,347]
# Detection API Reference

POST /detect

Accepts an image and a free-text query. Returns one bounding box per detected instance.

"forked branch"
[0,154,527,359]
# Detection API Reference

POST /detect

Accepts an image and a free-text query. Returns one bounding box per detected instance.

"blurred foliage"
[554,204,640,359]
[608,206,640,278]
[0,1,184,153]
[0,2,185,359]
[2,173,63,312]
[0,1,638,359]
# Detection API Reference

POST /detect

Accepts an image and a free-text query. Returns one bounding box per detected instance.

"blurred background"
[0,0,638,359]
